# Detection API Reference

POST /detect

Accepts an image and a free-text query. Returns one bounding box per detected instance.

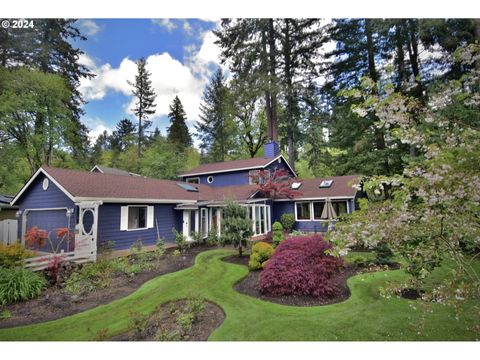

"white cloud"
[151,19,177,32]
[82,117,114,142]
[78,19,101,36]
[79,30,223,126]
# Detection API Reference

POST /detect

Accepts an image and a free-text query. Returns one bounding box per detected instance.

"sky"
[73,19,222,143]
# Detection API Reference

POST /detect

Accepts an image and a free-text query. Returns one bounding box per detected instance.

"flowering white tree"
[327,44,480,333]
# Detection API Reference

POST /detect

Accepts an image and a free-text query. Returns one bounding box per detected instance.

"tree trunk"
[283,19,296,171]
[395,21,407,93]
[268,19,278,142]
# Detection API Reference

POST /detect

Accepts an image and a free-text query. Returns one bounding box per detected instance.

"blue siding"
[272,199,356,233]
[97,203,181,250]
[183,157,294,187]
[264,141,280,158]
[17,174,76,251]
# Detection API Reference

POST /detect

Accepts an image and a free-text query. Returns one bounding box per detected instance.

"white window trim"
[312,200,326,221]
[294,201,312,221]
[207,176,214,184]
[122,205,154,232]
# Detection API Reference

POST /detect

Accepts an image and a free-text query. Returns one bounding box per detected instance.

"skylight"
[291,182,302,190]
[319,180,334,188]
[177,183,199,192]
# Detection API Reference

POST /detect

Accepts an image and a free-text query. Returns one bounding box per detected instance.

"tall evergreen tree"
[196,68,235,162]
[128,57,157,162]
[0,19,94,166]
[167,96,192,150]
[110,119,137,151]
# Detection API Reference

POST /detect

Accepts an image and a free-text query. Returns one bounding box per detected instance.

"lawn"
[0,249,477,341]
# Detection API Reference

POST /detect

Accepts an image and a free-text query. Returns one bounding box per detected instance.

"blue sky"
[74,19,220,143]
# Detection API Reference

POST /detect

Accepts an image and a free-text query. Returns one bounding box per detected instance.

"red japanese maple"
[25,226,48,248]
[257,168,302,199]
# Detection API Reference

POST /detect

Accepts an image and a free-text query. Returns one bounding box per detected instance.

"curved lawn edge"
[1,249,477,341]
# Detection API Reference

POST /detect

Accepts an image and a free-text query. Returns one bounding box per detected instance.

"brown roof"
[91,165,137,177]
[180,156,279,176]
[42,167,217,202]
[283,175,362,200]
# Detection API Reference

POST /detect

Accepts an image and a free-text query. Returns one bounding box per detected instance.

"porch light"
[15,210,22,218]
[66,208,74,218]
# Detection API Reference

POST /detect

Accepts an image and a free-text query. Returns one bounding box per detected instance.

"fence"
[0,219,18,245]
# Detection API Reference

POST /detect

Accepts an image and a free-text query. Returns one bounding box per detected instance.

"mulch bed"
[223,255,399,307]
[0,244,217,329]
[112,299,225,341]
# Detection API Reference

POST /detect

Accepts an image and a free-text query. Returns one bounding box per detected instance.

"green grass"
[0,249,478,341]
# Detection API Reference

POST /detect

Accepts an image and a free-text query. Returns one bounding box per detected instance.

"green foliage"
[206,231,219,246]
[172,250,181,257]
[65,261,113,295]
[129,311,149,338]
[0,309,11,321]
[248,242,274,270]
[0,243,35,268]
[167,95,192,151]
[0,268,47,305]
[172,228,188,252]
[272,221,284,248]
[220,200,253,257]
[280,213,295,233]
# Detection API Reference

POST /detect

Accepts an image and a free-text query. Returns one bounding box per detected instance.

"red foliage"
[45,255,64,284]
[257,169,302,199]
[258,234,344,298]
[25,226,48,248]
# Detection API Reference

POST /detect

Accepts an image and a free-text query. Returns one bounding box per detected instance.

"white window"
[331,200,348,216]
[186,177,200,184]
[248,203,271,236]
[249,170,270,185]
[120,205,154,231]
[313,201,325,220]
[295,202,311,221]
[207,176,214,184]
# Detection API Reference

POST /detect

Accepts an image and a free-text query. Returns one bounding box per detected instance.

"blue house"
[10,141,361,258]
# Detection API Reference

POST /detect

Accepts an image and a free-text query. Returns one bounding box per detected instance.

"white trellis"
[23,201,102,271]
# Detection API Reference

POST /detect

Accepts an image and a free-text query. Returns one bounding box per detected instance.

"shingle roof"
[91,165,138,177]
[42,167,217,202]
[179,156,279,177]
[280,175,361,200]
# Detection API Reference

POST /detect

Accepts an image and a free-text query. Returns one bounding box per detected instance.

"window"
[291,181,302,190]
[128,206,147,230]
[295,202,311,221]
[42,178,49,190]
[319,180,334,188]
[313,201,325,220]
[249,170,270,184]
[331,201,348,216]
[207,176,214,184]
[248,204,271,236]
[186,177,199,184]
[177,183,199,192]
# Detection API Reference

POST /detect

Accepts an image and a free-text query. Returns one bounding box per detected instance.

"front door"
[182,210,197,241]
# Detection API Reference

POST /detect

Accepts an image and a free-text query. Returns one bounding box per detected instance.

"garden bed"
[224,254,400,307]
[0,244,216,329]
[112,299,225,341]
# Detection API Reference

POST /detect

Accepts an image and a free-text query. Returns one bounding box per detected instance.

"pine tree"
[128,57,157,162]
[196,68,235,162]
[167,96,192,150]
[110,119,137,151]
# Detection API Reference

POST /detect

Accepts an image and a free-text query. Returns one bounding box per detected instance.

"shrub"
[272,221,284,248]
[0,243,35,268]
[280,213,295,232]
[248,242,274,270]
[65,260,113,295]
[258,234,344,298]
[172,228,188,252]
[219,200,253,257]
[0,267,47,305]
[206,231,219,246]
